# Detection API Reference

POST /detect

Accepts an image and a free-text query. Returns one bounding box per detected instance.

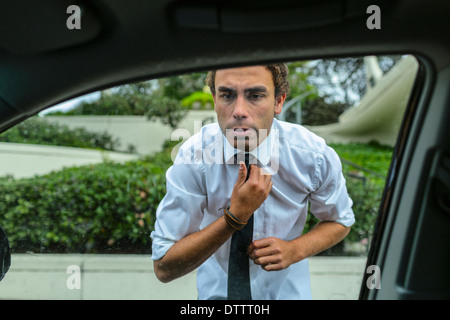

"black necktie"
[227,153,253,300]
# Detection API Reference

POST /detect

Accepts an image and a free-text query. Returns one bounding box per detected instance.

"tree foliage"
[283,55,402,125]
[307,55,402,106]
[49,73,208,129]
[45,56,403,128]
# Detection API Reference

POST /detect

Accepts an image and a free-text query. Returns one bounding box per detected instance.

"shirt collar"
[223,121,276,166]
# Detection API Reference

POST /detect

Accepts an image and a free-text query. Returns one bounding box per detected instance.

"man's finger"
[247,238,273,255]
[249,246,277,261]
[262,263,284,272]
[235,161,247,186]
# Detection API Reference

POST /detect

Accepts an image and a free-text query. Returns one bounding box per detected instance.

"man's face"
[213,66,286,151]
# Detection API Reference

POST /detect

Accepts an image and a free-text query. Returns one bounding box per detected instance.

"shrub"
[0,142,392,255]
[0,116,121,151]
[181,91,214,109]
[330,141,393,188]
[0,154,171,254]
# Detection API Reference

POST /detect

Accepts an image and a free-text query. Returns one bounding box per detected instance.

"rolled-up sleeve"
[309,146,355,227]
[151,160,206,260]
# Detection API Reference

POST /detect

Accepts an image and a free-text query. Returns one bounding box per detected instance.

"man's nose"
[232,95,248,120]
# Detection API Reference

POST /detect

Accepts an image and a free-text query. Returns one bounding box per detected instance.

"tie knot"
[234,153,255,167]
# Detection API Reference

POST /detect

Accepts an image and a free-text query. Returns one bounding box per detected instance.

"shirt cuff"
[335,209,356,227]
[150,231,176,261]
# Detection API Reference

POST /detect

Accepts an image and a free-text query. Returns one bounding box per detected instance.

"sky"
[39,91,100,115]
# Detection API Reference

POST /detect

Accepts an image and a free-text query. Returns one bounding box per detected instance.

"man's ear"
[274,93,286,115]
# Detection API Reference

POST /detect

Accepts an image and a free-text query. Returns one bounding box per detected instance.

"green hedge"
[0,142,392,255]
[0,152,171,253]
[0,116,120,151]
[333,142,392,243]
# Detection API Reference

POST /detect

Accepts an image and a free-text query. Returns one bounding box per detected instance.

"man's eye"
[248,94,263,100]
[220,93,235,100]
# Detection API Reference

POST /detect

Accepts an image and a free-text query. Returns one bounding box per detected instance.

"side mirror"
[0,227,11,281]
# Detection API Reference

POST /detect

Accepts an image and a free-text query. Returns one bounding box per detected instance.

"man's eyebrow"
[216,86,268,93]
[217,86,236,93]
[245,86,268,94]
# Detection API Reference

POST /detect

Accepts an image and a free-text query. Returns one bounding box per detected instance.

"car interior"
[0,0,449,300]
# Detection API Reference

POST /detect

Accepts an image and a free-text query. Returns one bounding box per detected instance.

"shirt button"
[254,232,260,239]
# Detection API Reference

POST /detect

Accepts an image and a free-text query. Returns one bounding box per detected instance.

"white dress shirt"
[151,118,355,300]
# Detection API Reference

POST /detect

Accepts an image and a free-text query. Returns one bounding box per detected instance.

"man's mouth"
[231,127,253,137]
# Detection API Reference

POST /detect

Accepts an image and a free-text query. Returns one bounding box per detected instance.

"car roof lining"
[0,0,449,132]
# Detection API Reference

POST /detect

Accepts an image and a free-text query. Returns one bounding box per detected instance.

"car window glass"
[0,55,419,299]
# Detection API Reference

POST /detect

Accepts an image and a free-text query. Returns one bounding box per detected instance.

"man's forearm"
[292,221,350,262]
[153,215,235,283]
[248,221,350,271]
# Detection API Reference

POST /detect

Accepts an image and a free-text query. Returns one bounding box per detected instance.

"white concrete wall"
[0,111,216,178]
[0,142,139,179]
[44,110,217,155]
[0,254,366,300]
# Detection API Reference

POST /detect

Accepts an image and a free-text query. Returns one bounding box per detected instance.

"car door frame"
[360,54,450,299]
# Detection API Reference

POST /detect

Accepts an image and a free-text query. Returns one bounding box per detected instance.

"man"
[151,64,355,300]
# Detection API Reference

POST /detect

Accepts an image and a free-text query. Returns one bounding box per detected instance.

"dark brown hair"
[205,63,290,98]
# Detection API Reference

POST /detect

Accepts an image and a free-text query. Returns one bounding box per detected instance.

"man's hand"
[247,237,296,271]
[248,222,351,272]
[229,162,272,222]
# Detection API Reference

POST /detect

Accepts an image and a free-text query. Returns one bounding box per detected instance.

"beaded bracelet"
[223,207,247,231]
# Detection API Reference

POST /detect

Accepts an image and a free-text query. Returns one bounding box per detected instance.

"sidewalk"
[0,254,366,300]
